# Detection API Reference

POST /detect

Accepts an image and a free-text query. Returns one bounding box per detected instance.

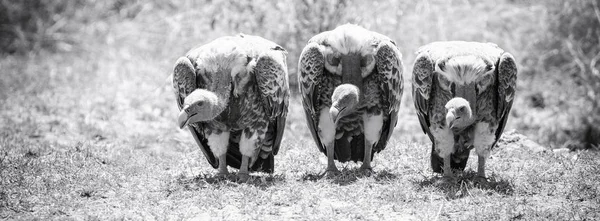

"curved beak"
[445,111,456,129]
[329,107,341,125]
[233,88,240,98]
[178,109,192,129]
[178,105,203,129]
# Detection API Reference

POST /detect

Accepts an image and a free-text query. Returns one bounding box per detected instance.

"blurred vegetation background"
[1,0,598,150]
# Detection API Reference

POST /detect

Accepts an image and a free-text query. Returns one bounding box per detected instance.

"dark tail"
[251,154,274,173]
[334,133,364,162]
[223,138,274,173]
[430,144,470,173]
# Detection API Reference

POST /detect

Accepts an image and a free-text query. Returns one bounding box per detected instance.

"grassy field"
[1,0,599,220]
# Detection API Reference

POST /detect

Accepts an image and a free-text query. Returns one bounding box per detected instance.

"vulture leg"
[325,141,339,176]
[477,155,486,178]
[238,130,260,182]
[474,122,495,178]
[217,154,228,176]
[443,156,452,177]
[319,109,339,176]
[207,131,230,176]
[361,114,383,172]
[360,142,373,172]
[239,156,250,182]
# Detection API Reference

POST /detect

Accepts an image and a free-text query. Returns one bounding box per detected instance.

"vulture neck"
[201,82,231,120]
[455,83,477,121]
[341,53,364,101]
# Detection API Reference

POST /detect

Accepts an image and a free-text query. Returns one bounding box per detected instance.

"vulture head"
[177,57,239,129]
[177,43,256,129]
[444,97,474,131]
[178,88,226,129]
[330,84,360,125]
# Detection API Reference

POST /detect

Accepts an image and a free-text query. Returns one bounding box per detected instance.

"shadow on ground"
[300,168,399,185]
[414,171,514,199]
[165,172,286,196]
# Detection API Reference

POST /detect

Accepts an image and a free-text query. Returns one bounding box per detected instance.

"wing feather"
[411,52,435,142]
[494,52,517,144]
[376,41,404,115]
[298,42,326,153]
[173,57,196,110]
[374,40,404,149]
[254,48,290,155]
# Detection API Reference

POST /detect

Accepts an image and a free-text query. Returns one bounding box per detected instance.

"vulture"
[298,24,404,176]
[412,41,517,178]
[173,34,289,181]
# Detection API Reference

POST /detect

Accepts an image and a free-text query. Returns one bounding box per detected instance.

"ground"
[1,0,599,220]
[1,67,598,219]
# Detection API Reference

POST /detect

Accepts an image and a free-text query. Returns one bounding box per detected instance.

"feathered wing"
[173,57,196,110]
[173,56,219,168]
[493,52,517,146]
[254,47,290,156]
[373,40,404,152]
[411,52,434,143]
[298,42,327,154]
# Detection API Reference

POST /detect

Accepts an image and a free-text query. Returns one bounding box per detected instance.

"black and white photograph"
[1,0,598,220]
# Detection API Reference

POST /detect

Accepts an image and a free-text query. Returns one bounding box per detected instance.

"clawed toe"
[325,168,341,178]
[237,173,250,183]
[443,171,455,178]
[474,175,488,185]
[215,172,230,180]
[359,166,373,176]
[442,175,456,182]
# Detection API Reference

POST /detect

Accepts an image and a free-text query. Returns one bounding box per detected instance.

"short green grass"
[1,0,599,220]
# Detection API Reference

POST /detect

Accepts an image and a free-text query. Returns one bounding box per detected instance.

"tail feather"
[334,133,355,162]
[222,142,274,173]
[252,154,274,173]
[223,130,274,173]
[430,144,470,173]
[334,133,370,163]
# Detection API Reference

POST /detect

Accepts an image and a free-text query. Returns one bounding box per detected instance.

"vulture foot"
[237,173,250,183]
[359,166,373,176]
[325,168,341,178]
[474,175,488,185]
[216,171,229,178]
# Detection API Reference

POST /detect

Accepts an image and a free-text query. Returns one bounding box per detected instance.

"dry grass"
[1,93,599,219]
[1,0,599,220]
